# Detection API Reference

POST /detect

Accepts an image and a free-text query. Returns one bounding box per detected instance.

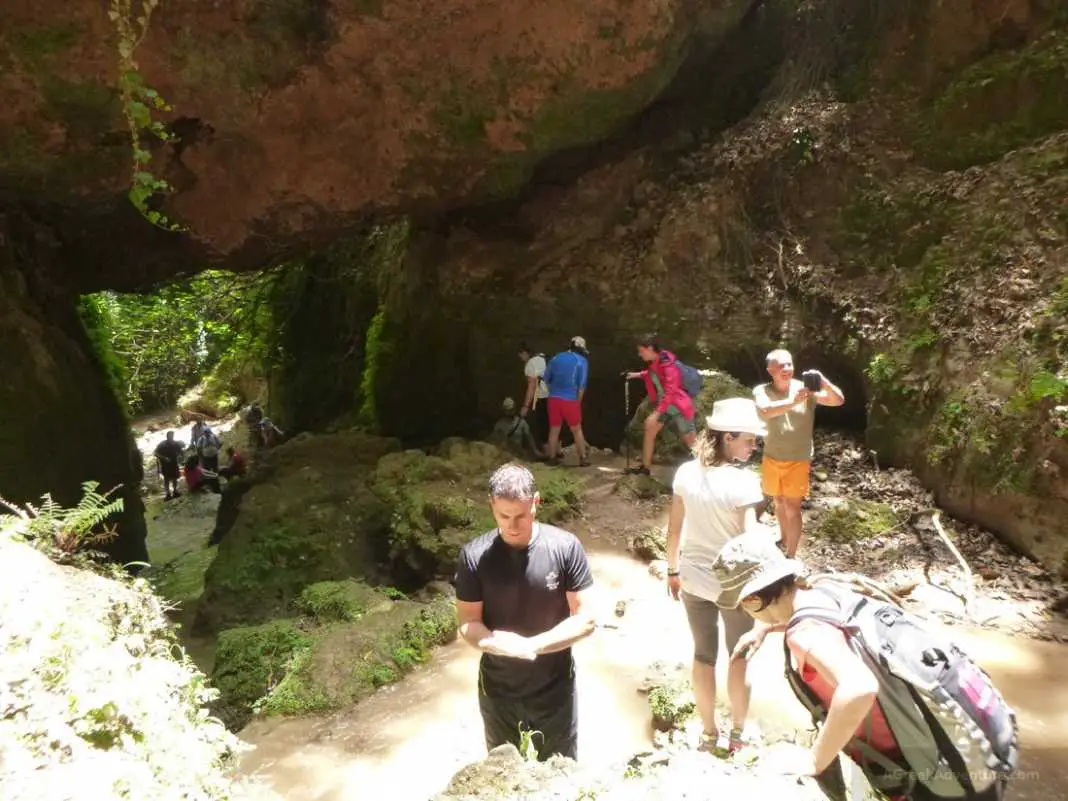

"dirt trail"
[228,457,1068,801]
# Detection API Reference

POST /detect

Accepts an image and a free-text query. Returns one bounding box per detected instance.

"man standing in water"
[454,463,596,760]
[753,349,844,557]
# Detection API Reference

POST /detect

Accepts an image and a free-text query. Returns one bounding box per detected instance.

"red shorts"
[547,397,582,428]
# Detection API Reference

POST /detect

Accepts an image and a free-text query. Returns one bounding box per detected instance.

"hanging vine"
[108,0,185,231]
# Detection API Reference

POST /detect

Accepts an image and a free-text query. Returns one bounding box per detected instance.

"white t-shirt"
[524,355,549,402]
[672,460,766,602]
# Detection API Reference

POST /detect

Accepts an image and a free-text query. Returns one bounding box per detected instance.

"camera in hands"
[801,370,822,393]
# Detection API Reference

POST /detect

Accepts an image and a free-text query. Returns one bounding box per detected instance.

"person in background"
[196,425,222,473]
[217,446,247,480]
[753,349,844,557]
[624,333,698,477]
[454,463,596,761]
[184,453,220,494]
[517,343,550,452]
[543,336,591,467]
[154,431,185,500]
[492,397,544,459]
[664,398,770,755]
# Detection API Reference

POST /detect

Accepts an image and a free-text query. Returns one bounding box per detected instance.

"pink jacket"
[641,349,694,418]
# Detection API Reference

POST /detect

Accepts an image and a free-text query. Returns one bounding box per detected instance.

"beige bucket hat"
[705,397,768,437]
[712,531,802,609]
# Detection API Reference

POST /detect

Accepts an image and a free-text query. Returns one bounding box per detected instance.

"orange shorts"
[762,457,811,499]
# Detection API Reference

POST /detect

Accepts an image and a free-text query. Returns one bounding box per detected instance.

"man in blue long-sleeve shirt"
[543,336,591,467]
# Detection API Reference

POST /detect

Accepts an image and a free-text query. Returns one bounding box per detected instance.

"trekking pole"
[623,374,631,470]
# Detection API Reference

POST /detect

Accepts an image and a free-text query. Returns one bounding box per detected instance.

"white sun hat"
[705,397,767,437]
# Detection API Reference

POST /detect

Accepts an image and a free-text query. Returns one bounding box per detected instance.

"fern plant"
[0,481,124,563]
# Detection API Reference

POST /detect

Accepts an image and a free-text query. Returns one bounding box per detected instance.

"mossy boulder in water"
[195,429,402,634]
[623,369,752,464]
[210,582,457,730]
[372,441,584,585]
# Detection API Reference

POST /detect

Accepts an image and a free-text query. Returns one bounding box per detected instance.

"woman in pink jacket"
[625,334,697,476]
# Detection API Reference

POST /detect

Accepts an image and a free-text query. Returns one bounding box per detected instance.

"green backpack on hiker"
[784,574,1019,800]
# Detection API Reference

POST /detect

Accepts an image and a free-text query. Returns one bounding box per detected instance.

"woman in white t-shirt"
[665,396,773,755]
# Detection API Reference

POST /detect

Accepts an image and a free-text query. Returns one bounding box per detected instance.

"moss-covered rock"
[813,500,903,544]
[914,30,1068,170]
[648,679,696,732]
[0,525,251,800]
[371,441,584,584]
[210,585,456,730]
[614,474,672,502]
[629,526,668,562]
[623,369,752,464]
[195,430,401,634]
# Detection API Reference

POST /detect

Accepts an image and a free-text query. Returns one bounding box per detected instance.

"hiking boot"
[624,465,650,476]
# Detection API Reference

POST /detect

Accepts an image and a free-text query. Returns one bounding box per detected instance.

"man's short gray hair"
[488,462,537,501]
[766,348,793,366]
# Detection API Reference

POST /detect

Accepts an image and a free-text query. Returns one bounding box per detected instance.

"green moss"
[41,78,119,137]
[255,594,458,718]
[629,526,667,562]
[838,187,953,273]
[296,579,392,622]
[915,31,1068,169]
[7,24,81,69]
[211,619,314,728]
[614,474,671,501]
[648,680,695,731]
[814,500,903,543]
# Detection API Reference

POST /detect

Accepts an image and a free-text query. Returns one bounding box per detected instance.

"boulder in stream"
[210,581,457,730]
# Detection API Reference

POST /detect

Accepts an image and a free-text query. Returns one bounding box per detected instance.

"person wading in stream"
[665,397,770,755]
[717,532,1018,801]
[624,333,698,476]
[454,462,596,761]
[753,349,844,557]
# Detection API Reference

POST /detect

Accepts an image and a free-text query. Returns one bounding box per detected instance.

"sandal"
[623,465,650,476]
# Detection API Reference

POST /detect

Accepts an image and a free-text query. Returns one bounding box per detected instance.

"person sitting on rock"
[664,397,771,756]
[454,462,596,761]
[154,431,185,500]
[543,336,591,467]
[184,453,220,494]
[753,349,844,557]
[491,397,544,459]
[217,446,247,480]
[624,333,697,476]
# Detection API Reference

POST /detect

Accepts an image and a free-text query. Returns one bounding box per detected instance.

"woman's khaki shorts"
[681,590,754,665]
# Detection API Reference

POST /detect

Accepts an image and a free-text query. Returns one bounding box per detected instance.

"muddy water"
[238,542,1068,800]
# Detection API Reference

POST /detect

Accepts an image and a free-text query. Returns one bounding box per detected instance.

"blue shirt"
[544,351,588,401]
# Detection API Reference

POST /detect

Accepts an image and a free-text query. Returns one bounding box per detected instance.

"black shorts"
[479,675,577,761]
[528,399,550,446]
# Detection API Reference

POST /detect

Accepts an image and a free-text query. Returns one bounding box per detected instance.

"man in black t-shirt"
[153,431,185,500]
[454,462,595,761]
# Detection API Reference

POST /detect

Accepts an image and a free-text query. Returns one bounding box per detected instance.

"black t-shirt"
[454,523,594,698]
[154,440,184,466]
